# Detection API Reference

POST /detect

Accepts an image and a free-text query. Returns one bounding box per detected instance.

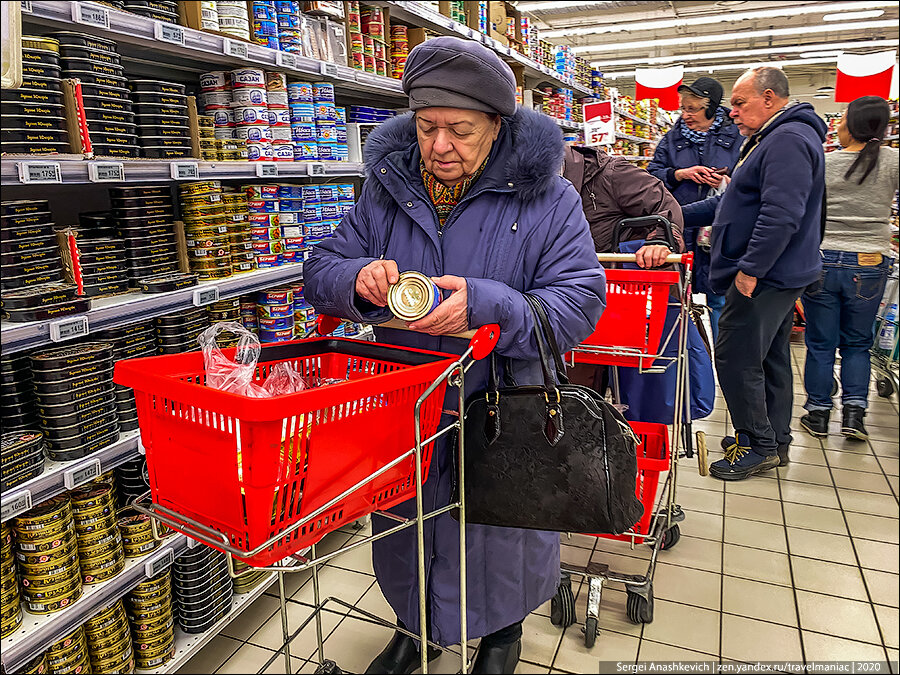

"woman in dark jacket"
[647,77,742,338]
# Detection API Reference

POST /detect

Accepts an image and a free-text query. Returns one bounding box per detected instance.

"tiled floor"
[178,344,899,674]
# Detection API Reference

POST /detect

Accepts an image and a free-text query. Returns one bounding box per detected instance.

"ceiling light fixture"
[539,1,894,39]
[515,0,611,12]
[603,56,841,80]
[817,86,836,92]
[812,93,832,98]
[589,39,900,68]
[800,51,843,58]
[571,19,897,54]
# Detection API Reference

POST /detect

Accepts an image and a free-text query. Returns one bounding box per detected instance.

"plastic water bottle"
[878,302,897,352]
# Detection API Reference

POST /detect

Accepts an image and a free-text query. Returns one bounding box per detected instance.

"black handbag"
[459,294,645,534]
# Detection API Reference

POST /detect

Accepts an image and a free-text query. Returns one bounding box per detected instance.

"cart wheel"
[659,525,681,551]
[626,586,654,624]
[583,616,598,648]
[831,377,839,397]
[695,431,709,477]
[314,660,343,674]
[876,377,894,398]
[550,577,576,628]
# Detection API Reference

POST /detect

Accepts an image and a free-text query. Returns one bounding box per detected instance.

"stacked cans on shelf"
[123,0,179,23]
[311,81,348,161]
[346,3,390,77]
[1,352,39,435]
[180,180,235,280]
[250,0,280,50]
[198,114,217,160]
[244,183,303,268]
[231,559,269,593]
[256,288,295,342]
[156,308,211,354]
[267,71,294,160]
[55,31,138,158]
[2,36,70,155]
[129,79,191,159]
[0,430,45,493]
[117,507,160,558]
[200,70,236,139]
[208,297,241,325]
[127,571,175,670]
[288,80,316,159]
[85,599,134,674]
[346,105,394,124]
[12,495,84,616]
[1,521,22,638]
[173,546,233,634]
[292,284,317,337]
[215,0,252,39]
[32,342,119,462]
[115,457,150,506]
[390,25,408,79]
[275,0,303,53]
[95,320,157,432]
[198,0,220,31]
[222,188,256,274]
[71,482,126,586]
[62,214,130,299]
[46,626,91,675]
[304,182,354,249]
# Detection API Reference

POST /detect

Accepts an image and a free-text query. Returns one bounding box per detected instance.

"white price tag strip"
[154,21,185,45]
[193,286,219,307]
[256,163,278,177]
[138,438,146,455]
[145,548,175,578]
[320,62,338,77]
[72,1,109,28]
[88,162,125,182]
[21,1,33,13]
[276,51,297,69]
[50,316,89,342]
[307,162,326,177]
[1,490,32,522]
[18,161,62,183]
[64,458,101,489]
[171,162,200,180]
[224,38,248,59]
[186,537,200,549]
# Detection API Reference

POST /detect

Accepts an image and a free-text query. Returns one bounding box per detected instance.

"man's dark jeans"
[715,281,806,455]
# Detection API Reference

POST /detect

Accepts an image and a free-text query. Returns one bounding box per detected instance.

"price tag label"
[64,458,101,489]
[171,162,200,180]
[276,51,297,69]
[1,491,32,522]
[18,161,62,184]
[138,438,146,456]
[255,163,278,177]
[186,537,200,549]
[307,162,326,177]
[50,316,89,342]
[72,2,109,28]
[88,162,125,182]
[193,286,219,307]
[319,61,339,77]
[467,28,474,39]
[223,38,248,59]
[21,1,33,13]
[154,21,185,45]
[145,548,175,578]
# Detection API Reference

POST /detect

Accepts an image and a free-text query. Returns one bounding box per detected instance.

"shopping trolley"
[873,259,899,399]
[551,250,703,647]
[116,319,500,675]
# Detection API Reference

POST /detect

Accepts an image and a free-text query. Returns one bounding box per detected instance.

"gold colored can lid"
[388,271,439,322]
[22,36,60,53]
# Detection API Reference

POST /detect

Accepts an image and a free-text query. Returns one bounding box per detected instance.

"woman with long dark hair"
[800,95,898,440]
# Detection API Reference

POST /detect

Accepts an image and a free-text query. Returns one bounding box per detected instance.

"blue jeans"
[706,292,726,343]
[803,250,891,411]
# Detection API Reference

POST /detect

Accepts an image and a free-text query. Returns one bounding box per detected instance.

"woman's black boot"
[470,639,522,674]
[364,630,441,674]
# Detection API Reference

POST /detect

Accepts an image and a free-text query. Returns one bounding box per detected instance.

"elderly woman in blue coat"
[304,37,606,675]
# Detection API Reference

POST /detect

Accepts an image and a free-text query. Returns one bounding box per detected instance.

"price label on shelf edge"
[170,162,200,180]
[64,458,101,489]
[21,1,33,13]
[1,490,32,522]
[306,162,326,177]
[18,161,62,184]
[223,37,249,60]
[320,61,338,78]
[49,315,90,342]
[72,2,109,28]
[88,162,125,182]
[154,21,185,45]
[193,286,219,307]
[276,51,297,69]
[145,548,175,578]
[255,163,278,177]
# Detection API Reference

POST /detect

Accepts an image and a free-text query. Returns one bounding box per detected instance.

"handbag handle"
[525,294,569,385]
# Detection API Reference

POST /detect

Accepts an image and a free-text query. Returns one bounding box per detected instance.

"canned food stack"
[200,0,220,30]
[114,457,149,506]
[1,198,65,302]
[127,571,175,670]
[109,185,181,287]
[95,321,157,432]
[13,495,84,616]
[334,105,349,161]
[173,546,234,634]
[117,507,160,559]
[232,67,273,161]
[17,653,50,674]
[276,183,305,262]
[251,0,280,50]
[347,105,395,124]
[63,232,130,301]
[1,520,22,638]
[446,0,465,23]
[276,0,303,53]
[208,297,242,326]
[46,626,91,674]
[245,184,286,269]
[180,181,235,281]
[2,431,47,494]
[156,308,211,354]
[231,559,269,593]
[390,25,408,79]
[200,70,235,140]
[216,0,252,40]
[71,482,126,586]
[123,0,179,23]
[313,81,339,161]
[2,37,70,155]
[346,1,364,71]
[293,285,318,337]
[239,295,259,332]
[129,79,192,159]
[360,5,389,77]
[198,114,217,160]
[53,31,138,158]
[257,288,295,342]
[288,80,317,160]
[84,600,134,674]
[266,71,294,161]
[222,189,257,274]
[32,343,119,462]
[1,353,39,435]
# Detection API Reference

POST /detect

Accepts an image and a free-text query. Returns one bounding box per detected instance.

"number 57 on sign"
[583,101,615,147]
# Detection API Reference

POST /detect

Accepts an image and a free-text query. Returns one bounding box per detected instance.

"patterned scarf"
[678,107,726,156]
[420,156,489,229]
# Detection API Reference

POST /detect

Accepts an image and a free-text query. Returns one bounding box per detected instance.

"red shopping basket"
[115,337,458,566]
[594,421,669,545]
[573,268,680,367]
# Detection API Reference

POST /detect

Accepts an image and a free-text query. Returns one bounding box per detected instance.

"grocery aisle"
[178,343,899,673]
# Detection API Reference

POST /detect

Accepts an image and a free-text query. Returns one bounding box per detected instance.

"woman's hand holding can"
[356,259,400,306]
[407,275,469,336]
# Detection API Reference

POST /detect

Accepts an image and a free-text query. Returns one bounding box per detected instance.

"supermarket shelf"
[611,155,651,162]
[0,534,188,672]
[887,134,899,141]
[549,117,584,132]
[615,108,654,126]
[0,432,140,524]
[1,158,365,186]
[0,264,304,354]
[20,1,404,105]
[373,1,591,96]
[616,132,657,144]
[137,573,278,675]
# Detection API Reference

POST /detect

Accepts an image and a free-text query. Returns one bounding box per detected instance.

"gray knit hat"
[402,36,517,117]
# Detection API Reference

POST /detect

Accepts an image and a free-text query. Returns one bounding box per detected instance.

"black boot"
[842,406,869,441]
[800,410,830,438]
[471,639,522,674]
[777,443,790,466]
[364,631,441,675]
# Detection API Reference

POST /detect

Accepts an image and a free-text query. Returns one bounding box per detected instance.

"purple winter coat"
[303,107,606,645]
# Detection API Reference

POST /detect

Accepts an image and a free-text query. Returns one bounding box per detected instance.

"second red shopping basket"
[115,337,458,566]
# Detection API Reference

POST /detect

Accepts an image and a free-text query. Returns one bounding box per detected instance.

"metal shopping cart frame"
[872,259,899,400]
[127,322,501,675]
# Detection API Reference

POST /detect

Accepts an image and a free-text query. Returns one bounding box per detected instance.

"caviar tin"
[68,70,128,88]
[59,43,120,62]
[37,385,116,417]
[1,97,63,116]
[43,420,119,453]
[35,378,115,407]
[3,297,90,323]
[132,102,187,116]
[2,115,67,134]
[114,204,175,219]
[12,493,70,526]
[111,337,158,360]
[0,282,77,310]
[32,341,112,370]
[129,79,185,95]
[1,221,56,242]
[46,427,120,463]
[0,87,64,105]
[39,400,117,432]
[60,55,124,75]
[34,366,114,396]
[52,30,117,52]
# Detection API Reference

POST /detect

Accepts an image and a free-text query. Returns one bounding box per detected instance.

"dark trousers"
[715,281,805,454]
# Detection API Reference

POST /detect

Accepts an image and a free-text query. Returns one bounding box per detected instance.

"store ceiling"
[515,0,900,82]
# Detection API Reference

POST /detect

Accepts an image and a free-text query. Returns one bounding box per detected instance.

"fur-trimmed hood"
[363,106,565,204]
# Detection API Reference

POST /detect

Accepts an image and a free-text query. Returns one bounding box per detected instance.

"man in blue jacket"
[704,66,826,480]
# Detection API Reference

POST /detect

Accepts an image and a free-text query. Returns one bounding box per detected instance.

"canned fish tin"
[318,184,340,202]
[303,202,323,222]
[211,108,234,127]
[268,108,290,127]
[277,184,303,199]
[234,124,271,142]
[388,271,441,321]
[266,71,288,91]
[231,67,266,89]
[314,101,336,121]
[254,254,282,268]
[279,198,303,212]
[287,82,313,102]
[291,122,316,141]
[316,144,337,161]
[246,140,273,161]
[231,87,267,106]
[313,82,335,101]
[293,141,317,160]
[267,90,288,108]
[284,236,304,250]
[251,1,276,20]
[270,126,292,142]
[200,71,229,91]
[258,288,292,304]
[233,105,268,125]
[249,199,279,213]
[256,301,292,318]
[258,327,293,342]
[290,104,315,123]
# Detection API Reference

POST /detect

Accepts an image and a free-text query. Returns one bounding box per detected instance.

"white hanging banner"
[583,100,615,147]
